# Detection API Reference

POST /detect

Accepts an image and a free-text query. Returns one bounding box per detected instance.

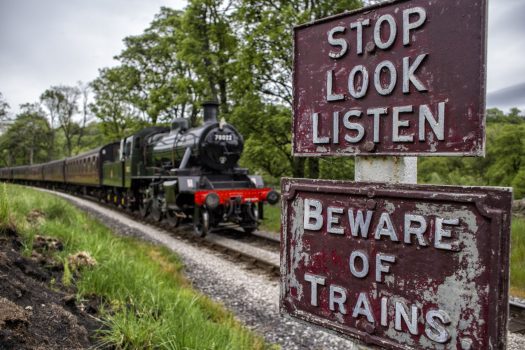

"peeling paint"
[292,0,487,157]
[280,178,512,349]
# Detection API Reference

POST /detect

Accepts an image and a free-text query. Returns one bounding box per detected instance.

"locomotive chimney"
[203,100,219,124]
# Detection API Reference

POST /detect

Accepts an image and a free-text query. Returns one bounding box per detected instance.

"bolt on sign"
[280,178,512,349]
[292,0,488,156]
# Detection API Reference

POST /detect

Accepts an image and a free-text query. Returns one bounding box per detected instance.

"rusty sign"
[280,178,511,349]
[292,0,487,156]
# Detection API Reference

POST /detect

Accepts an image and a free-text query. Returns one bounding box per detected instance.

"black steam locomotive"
[0,102,279,236]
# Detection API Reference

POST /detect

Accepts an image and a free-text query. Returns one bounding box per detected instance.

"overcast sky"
[0,0,524,115]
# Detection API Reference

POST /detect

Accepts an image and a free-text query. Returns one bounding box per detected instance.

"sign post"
[282,0,512,349]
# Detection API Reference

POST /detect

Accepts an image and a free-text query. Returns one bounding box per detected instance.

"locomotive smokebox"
[203,100,219,124]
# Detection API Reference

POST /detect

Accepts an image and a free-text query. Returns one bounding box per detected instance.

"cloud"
[487,0,525,92]
[487,82,525,112]
[0,0,185,114]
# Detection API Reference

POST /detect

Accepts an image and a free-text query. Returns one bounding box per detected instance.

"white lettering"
[395,301,419,335]
[374,14,397,49]
[374,60,397,96]
[425,309,451,343]
[348,65,369,99]
[349,251,369,278]
[367,107,388,143]
[304,199,323,230]
[403,7,427,46]
[376,253,396,283]
[374,212,399,241]
[304,273,326,307]
[419,102,445,141]
[328,26,348,59]
[343,110,365,143]
[327,70,344,102]
[435,218,460,251]
[312,113,330,144]
[381,297,388,326]
[392,105,414,142]
[333,111,340,144]
[348,209,373,238]
[404,214,429,246]
[350,19,370,55]
[329,285,347,314]
[327,206,344,235]
[403,54,428,93]
[353,292,375,323]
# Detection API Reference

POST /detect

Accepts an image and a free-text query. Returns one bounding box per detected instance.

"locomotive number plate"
[214,134,233,141]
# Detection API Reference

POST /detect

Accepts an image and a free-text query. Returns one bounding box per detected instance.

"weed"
[63,259,72,287]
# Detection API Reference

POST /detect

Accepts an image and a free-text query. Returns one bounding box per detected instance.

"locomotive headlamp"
[205,192,220,209]
[266,190,280,205]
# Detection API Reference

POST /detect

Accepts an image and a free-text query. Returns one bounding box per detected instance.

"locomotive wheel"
[139,195,151,218]
[241,203,259,235]
[194,209,209,237]
[151,203,163,222]
[166,210,180,228]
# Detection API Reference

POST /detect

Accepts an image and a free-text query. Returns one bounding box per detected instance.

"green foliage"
[260,203,281,233]
[230,0,362,178]
[319,158,355,180]
[0,103,52,166]
[233,100,293,177]
[0,92,9,120]
[91,67,148,140]
[511,217,525,297]
[0,183,10,233]
[4,184,270,349]
[419,110,525,197]
[40,85,81,157]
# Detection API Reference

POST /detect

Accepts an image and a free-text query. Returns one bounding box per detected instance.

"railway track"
[510,300,525,334]
[30,186,525,336]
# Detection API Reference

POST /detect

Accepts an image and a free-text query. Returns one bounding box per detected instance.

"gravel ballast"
[41,189,525,349]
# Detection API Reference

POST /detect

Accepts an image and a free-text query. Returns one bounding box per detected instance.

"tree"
[0,92,9,121]
[178,0,237,115]
[91,67,143,140]
[116,8,197,124]
[0,103,51,166]
[75,81,93,150]
[486,124,525,186]
[41,85,81,157]
[231,0,363,178]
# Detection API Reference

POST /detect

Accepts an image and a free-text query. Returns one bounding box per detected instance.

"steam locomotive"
[0,101,280,236]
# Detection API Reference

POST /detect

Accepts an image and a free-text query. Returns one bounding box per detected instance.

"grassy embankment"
[511,218,525,297]
[0,183,271,349]
[261,202,525,298]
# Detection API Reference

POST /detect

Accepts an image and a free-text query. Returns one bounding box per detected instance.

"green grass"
[0,184,272,350]
[511,217,525,298]
[261,204,281,234]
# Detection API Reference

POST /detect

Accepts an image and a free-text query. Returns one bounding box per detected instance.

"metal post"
[355,156,417,184]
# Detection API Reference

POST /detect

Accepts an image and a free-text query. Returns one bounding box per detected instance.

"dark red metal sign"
[280,178,511,349]
[292,0,487,156]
